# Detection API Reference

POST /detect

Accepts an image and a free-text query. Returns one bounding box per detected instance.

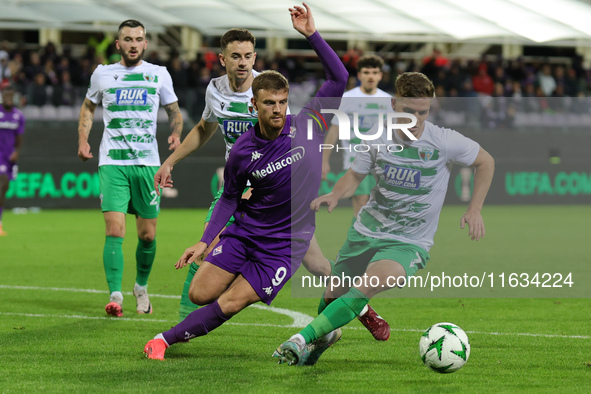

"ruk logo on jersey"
[116,88,148,105]
[384,164,421,190]
[223,120,255,140]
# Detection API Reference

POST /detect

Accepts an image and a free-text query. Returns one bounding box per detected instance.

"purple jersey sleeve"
[296,32,348,138]
[200,147,248,245]
[306,32,348,99]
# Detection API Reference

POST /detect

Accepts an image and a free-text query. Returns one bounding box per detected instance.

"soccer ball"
[419,322,470,373]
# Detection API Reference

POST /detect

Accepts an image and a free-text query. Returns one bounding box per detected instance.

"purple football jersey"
[0,105,25,178]
[202,32,347,245]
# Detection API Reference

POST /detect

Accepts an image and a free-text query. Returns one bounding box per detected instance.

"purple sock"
[162,300,230,345]
[0,206,3,222]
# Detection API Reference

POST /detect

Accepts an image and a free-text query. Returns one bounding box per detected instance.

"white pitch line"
[0,312,303,328]
[0,312,588,339]
[0,285,588,339]
[0,284,313,327]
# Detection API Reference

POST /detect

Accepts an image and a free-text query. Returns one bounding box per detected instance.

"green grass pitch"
[0,206,590,393]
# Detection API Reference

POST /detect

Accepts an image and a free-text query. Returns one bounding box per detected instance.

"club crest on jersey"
[418,146,435,162]
[384,165,421,190]
[116,88,148,105]
[143,73,156,83]
[213,245,223,256]
[289,126,296,139]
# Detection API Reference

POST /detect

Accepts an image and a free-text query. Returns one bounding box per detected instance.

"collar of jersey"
[251,116,291,148]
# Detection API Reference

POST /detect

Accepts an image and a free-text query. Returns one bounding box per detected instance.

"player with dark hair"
[77,19,183,317]
[0,85,25,236]
[274,71,495,366]
[144,3,348,361]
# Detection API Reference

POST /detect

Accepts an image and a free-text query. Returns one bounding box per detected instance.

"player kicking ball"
[274,72,495,366]
[144,3,349,360]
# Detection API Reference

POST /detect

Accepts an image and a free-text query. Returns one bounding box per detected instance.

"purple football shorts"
[205,235,310,305]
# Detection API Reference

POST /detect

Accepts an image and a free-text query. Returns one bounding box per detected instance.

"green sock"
[301,288,369,343]
[178,262,200,322]
[317,261,336,314]
[136,238,156,287]
[103,236,124,293]
[318,290,328,315]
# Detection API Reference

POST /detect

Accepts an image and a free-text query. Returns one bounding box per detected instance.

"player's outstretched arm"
[154,119,218,193]
[311,168,365,213]
[77,98,97,161]
[460,147,495,241]
[290,2,316,37]
[163,101,184,150]
[290,3,347,108]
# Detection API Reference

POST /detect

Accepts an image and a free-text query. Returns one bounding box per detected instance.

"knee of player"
[188,289,214,306]
[105,227,125,238]
[138,231,155,243]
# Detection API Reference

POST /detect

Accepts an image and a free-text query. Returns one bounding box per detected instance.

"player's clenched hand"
[310,193,339,213]
[78,142,93,161]
[168,134,181,151]
[460,209,485,241]
[153,164,173,195]
[176,242,207,269]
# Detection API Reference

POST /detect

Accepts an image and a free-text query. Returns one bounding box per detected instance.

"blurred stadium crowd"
[0,39,589,128]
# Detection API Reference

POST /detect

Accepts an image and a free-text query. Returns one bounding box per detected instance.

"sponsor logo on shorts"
[213,245,223,256]
[384,165,421,190]
[263,286,273,296]
[116,88,148,105]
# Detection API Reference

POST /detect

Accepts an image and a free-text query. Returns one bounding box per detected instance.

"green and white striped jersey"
[86,61,178,166]
[202,71,261,161]
[351,121,480,251]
